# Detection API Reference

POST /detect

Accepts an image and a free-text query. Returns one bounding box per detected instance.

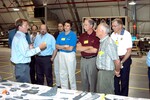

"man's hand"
[77,42,82,47]
[115,70,120,77]
[29,44,34,49]
[64,45,69,48]
[39,42,47,50]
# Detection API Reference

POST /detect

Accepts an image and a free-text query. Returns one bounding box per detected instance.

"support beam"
[71,0,81,34]
[65,0,79,34]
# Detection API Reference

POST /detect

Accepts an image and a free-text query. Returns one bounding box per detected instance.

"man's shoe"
[57,86,61,88]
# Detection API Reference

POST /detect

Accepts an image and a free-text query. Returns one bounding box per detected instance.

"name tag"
[61,38,65,41]
[98,51,104,56]
[115,40,118,45]
[84,40,88,44]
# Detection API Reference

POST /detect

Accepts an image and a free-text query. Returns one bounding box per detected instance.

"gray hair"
[100,22,110,34]
[112,18,123,25]
[84,18,95,27]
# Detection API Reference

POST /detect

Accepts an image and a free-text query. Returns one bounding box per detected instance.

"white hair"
[99,22,110,34]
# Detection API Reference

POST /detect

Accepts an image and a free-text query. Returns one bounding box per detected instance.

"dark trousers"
[114,56,132,96]
[36,56,53,87]
[148,67,150,92]
[29,56,36,84]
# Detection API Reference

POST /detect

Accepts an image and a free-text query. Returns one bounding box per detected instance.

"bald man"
[34,24,56,86]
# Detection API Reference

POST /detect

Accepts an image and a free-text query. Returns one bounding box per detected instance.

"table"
[132,40,141,56]
[0,80,103,100]
[0,80,149,100]
[0,38,8,46]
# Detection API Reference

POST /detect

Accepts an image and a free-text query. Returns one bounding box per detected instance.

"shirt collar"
[40,33,48,37]
[100,35,109,43]
[17,31,26,37]
[85,31,95,36]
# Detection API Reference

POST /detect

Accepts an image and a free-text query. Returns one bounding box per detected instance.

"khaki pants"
[96,70,114,94]
[80,57,97,92]
[54,53,60,86]
[59,52,77,90]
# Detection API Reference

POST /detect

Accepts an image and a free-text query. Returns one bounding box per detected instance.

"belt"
[16,63,29,65]
[82,55,96,59]
[98,69,113,71]
[37,55,52,57]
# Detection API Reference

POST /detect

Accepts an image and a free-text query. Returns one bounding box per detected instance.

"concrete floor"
[0,46,149,99]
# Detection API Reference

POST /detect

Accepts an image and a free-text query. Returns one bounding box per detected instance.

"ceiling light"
[129,1,136,5]
[13,8,20,11]
[43,3,47,6]
[43,0,47,6]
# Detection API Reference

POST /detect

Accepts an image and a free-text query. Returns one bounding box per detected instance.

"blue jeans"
[15,63,30,83]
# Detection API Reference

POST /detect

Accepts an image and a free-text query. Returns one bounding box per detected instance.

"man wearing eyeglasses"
[111,18,132,96]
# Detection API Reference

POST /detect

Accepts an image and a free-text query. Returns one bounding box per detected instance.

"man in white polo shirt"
[111,18,132,96]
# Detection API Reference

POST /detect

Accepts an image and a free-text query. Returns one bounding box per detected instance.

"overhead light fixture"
[43,0,47,6]
[43,2,47,6]
[13,8,20,11]
[129,1,136,5]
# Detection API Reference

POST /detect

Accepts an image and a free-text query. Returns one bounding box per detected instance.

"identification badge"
[61,38,65,41]
[115,40,118,45]
[84,40,88,44]
[98,51,104,56]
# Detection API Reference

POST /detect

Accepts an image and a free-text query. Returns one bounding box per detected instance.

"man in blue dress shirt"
[10,19,46,83]
[34,24,56,86]
[146,50,150,92]
[8,24,31,48]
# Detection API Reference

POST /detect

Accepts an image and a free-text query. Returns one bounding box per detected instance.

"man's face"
[83,20,92,32]
[40,25,47,35]
[58,23,63,32]
[112,21,121,33]
[64,23,71,32]
[20,21,29,33]
[96,25,103,38]
[31,26,38,33]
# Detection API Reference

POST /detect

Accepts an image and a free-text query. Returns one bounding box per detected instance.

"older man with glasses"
[111,18,132,96]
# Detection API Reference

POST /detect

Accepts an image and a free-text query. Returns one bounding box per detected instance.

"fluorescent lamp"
[129,1,136,5]
[43,3,47,6]
[13,8,20,11]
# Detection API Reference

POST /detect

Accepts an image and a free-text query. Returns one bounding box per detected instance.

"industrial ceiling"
[0,0,150,36]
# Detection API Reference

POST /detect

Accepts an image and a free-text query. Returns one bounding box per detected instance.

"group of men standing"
[76,18,132,96]
[9,18,132,96]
